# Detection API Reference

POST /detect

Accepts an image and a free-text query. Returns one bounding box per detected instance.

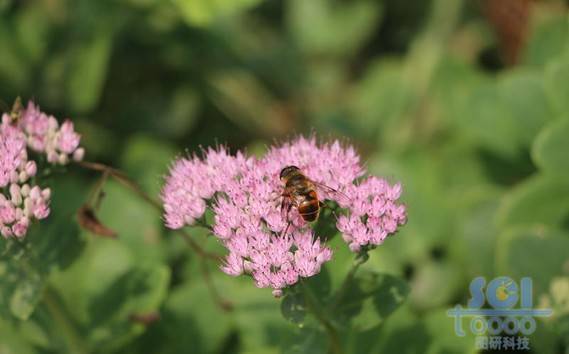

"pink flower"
[337,177,407,252]
[162,136,407,293]
[19,101,84,164]
[0,100,81,239]
[0,122,26,188]
[57,121,81,154]
[161,147,251,229]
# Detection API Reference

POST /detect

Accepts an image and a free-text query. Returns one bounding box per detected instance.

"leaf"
[498,69,553,145]
[532,118,569,176]
[407,260,463,311]
[281,291,307,325]
[216,275,293,352]
[283,326,328,354]
[350,60,414,141]
[120,135,177,197]
[0,317,37,354]
[332,270,409,330]
[172,0,262,27]
[5,263,44,320]
[87,265,171,352]
[422,310,475,354]
[496,227,569,296]
[497,173,569,228]
[288,0,381,57]
[456,80,520,158]
[97,181,165,266]
[66,30,112,112]
[544,57,569,116]
[0,214,84,320]
[27,217,85,272]
[523,15,568,67]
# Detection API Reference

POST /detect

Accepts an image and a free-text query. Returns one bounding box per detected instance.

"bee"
[279,166,349,235]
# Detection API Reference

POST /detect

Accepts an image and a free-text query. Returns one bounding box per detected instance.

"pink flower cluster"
[19,102,84,164]
[0,101,84,238]
[337,177,407,252]
[161,137,407,296]
[161,147,251,229]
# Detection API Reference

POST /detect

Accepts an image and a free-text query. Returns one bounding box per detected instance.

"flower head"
[0,100,83,239]
[161,136,406,294]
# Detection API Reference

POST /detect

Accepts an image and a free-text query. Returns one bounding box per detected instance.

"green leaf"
[27,218,85,272]
[332,270,409,330]
[497,173,569,228]
[0,214,84,320]
[496,227,569,296]
[283,326,328,354]
[544,56,569,116]
[498,70,553,145]
[97,181,165,266]
[281,291,307,325]
[0,239,44,320]
[422,310,475,354]
[350,60,414,141]
[66,30,112,112]
[0,317,37,354]
[120,135,177,197]
[523,15,568,67]
[532,118,569,176]
[172,0,262,27]
[87,265,171,352]
[121,276,233,354]
[6,263,44,320]
[456,80,520,158]
[288,0,381,57]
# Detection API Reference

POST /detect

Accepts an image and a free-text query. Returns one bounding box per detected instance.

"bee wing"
[310,180,351,205]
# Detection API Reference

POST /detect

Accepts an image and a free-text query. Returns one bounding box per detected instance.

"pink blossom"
[19,101,84,164]
[337,177,407,252]
[57,120,81,154]
[0,122,26,188]
[161,147,251,229]
[162,136,407,294]
[0,100,81,239]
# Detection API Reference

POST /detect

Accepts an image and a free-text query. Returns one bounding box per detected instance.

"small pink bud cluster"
[19,102,84,164]
[161,137,407,295]
[0,101,84,238]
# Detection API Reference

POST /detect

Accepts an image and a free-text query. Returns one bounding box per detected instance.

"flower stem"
[301,281,342,354]
[43,285,89,354]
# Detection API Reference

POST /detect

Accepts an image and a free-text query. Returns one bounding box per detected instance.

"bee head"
[279,165,300,181]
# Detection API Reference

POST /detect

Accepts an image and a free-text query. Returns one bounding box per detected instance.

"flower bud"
[73,147,85,162]
[10,184,22,205]
[25,161,37,177]
[20,184,30,197]
[41,188,51,200]
[1,226,13,238]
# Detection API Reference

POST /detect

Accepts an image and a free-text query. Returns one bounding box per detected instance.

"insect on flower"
[279,165,350,236]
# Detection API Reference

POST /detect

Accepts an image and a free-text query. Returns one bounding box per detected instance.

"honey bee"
[279,166,349,234]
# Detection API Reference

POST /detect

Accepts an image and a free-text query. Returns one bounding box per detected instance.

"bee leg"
[281,221,291,238]
[280,202,293,238]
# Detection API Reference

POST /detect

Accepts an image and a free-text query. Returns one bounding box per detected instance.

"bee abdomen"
[298,200,320,222]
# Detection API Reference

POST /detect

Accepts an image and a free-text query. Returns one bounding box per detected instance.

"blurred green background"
[1,0,569,353]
